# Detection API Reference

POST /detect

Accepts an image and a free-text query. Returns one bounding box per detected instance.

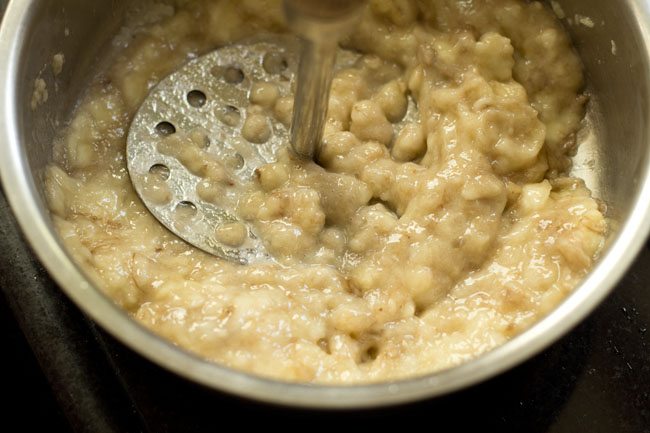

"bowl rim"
[2,0,650,409]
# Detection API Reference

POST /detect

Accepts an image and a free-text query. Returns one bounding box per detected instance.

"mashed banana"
[45,0,606,383]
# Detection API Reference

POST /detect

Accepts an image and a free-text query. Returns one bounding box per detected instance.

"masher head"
[126,38,358,264]
[127,39,300,264]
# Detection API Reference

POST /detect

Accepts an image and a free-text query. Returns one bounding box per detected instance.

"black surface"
[1,185,649,432]
[0,290,70,433]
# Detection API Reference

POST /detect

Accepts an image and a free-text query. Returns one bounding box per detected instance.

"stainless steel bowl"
[1,0,649,408]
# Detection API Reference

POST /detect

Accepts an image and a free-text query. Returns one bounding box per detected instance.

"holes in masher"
[175,201,197,219]
[217,105,241,127]
[189,129,211,149]
[226,152,245,170]
[187,90,207,108]
[155,121,176,136]
[263,52,289,75]
[149,164,170,181]
[223,66,245,84]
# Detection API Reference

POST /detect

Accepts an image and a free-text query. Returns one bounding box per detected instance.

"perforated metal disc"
[126,39,299,263]
[127,37,367,263]
[127,37,365,263]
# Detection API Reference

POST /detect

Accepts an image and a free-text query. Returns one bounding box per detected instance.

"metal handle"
[284,0,367,159]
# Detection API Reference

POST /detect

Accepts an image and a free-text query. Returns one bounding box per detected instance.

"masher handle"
[284,0,367,160]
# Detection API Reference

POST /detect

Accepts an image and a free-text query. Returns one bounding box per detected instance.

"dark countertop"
[1,184,649,432]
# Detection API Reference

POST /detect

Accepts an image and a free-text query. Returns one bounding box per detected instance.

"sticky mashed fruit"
[45,0,606,383]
